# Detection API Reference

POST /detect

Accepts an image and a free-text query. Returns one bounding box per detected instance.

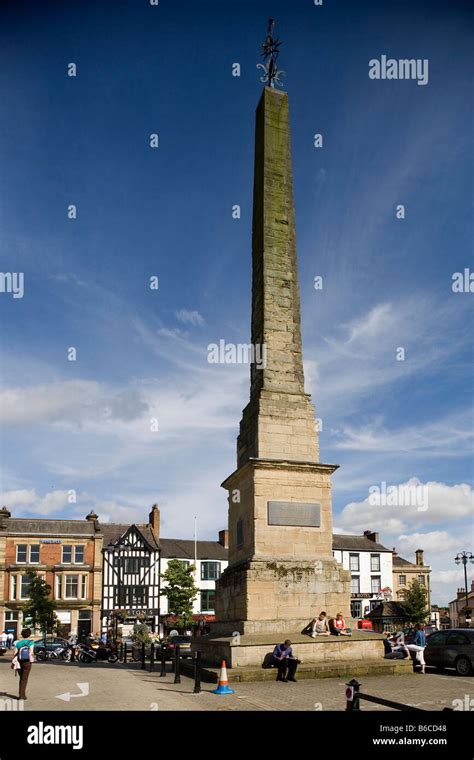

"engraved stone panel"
[267,501,321,527]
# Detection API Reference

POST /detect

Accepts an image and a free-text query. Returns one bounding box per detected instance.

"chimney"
[0,506,11,531]
[149,504,160,540]
[392,546,397,558]
[363,530,380,543]
[218,529,229,548]
[85,510,98,521]
[415,549,424,566]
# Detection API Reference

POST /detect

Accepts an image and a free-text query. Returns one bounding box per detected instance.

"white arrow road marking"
[56,682,89,702]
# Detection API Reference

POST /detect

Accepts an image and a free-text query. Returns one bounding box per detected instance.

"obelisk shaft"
[238,87,319,467]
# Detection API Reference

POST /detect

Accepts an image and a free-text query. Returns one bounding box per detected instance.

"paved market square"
[1,659,472,712]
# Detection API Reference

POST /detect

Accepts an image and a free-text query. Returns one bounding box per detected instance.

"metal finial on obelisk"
[257,17,285,88]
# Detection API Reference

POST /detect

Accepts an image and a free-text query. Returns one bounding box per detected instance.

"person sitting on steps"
[272,639,299,682]
[310,611,330,637]
[330,612,352,636]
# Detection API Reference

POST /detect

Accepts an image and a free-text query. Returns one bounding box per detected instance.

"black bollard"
[173,644,181,684]
[141,642,146,670]
[123,642,127,664]
[193,651,201,694]
[345,679,361,711]
[149,642,155,673]
[70,645,75,663]
[160,644,167,677]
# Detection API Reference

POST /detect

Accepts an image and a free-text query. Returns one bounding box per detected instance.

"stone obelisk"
[214,32,351,636]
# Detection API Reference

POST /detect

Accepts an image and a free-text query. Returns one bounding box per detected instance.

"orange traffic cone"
[211,660,235,694]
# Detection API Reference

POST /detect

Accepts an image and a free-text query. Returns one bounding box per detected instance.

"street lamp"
[454,551,474,628]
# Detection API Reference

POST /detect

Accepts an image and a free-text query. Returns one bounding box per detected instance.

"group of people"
[306,611,352,637]
[383,623,427,673]
[0,630,15,648]
[271,611,352,682]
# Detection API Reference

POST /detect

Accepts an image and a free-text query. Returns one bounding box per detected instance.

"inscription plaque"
[267,501,321,527]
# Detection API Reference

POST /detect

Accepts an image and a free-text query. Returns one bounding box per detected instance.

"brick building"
[0,507,103,639]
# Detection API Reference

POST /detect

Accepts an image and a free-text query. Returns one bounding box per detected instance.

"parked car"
[33,636,70,654]
[164,635,192,659]
[424,629,474,675]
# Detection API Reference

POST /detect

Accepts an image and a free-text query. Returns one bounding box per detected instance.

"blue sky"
[0,0,472,605]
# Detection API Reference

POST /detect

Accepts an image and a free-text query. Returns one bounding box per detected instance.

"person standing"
[272,640,299,682]
[406,623,427,674]
[0,630,7,649]
[13,628,35,700]
[6,631,14,649]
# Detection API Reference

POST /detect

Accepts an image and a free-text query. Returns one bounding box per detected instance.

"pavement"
[0,657,472,712]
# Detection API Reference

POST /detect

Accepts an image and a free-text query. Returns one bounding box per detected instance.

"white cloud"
[0,489,77,516]
[338,479,473,534]
[175,309,205,327]
[397,531,460,555]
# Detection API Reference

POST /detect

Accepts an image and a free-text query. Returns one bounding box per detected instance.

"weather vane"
[257,18,285,88]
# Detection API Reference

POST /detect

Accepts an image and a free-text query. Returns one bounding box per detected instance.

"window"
[11,575,17,600]
[350,576,360,594]
[351,600,362,618]
[56,575,63,599]
[201,562,221,581]
[122,557,145,574]
[65,575,79,599]
[236,519,243,549]
[447,632,469,645]
[29,545,40,563]
[200,590,216,612]
[349,554,359,571]
[16,545,28,563]
[81,576,87,598]
[115,587,148,607]
[62,545,85,564]
[428,632,449,646]
[418,575,425,585]
[370,554,380,572]
[20,575,32,600]
[399,575,406,586]
[371,576,381,595]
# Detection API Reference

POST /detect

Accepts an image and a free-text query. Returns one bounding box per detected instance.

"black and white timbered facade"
[102,518,160,635]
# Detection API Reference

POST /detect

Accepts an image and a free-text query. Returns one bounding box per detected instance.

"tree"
[160,560,198,631]
[402,579,429,624]
[22,570,60,636]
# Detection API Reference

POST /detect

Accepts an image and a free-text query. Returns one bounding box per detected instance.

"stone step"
[181,657,413,683]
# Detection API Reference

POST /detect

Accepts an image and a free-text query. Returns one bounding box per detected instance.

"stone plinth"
[214,556,351,634]
[193,631,387,670]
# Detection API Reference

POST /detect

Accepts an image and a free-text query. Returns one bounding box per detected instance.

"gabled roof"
[160,538,228,561]
[102,523,159,551]
[393,555,416,567]
[366,601,408,619]
[332,534,391,553]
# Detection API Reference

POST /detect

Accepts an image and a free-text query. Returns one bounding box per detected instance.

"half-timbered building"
[101,506,161,636]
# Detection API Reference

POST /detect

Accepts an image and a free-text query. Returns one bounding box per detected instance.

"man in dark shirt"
[272,639,298,682]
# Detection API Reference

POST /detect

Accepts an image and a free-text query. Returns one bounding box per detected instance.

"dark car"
[424,629,474,676]
[33,636,69,654]
[164,635,192,659]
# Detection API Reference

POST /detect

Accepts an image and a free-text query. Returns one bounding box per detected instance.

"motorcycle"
[77,642,118,664]
[35,644,72,662]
